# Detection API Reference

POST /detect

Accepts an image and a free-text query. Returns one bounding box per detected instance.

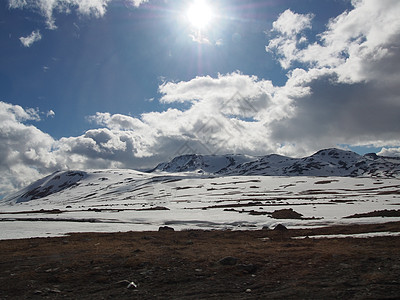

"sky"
[1,0,400,197]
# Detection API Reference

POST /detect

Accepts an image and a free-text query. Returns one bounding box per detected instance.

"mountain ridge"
[152,148,400,177]
[2,148,400,204]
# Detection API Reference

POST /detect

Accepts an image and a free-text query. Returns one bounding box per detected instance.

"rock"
[141,206,170,211]
[273,224,288,231]
[272,208,303,219]
[238,263,258,274]
[218,256,239,266]
[158,226,175,232]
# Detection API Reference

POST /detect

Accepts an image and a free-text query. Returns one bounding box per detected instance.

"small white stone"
[127,282,138,289]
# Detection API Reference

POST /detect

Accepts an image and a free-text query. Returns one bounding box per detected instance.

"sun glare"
[186,0,214,30]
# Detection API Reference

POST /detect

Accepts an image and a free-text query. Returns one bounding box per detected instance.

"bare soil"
[1,222,400,299]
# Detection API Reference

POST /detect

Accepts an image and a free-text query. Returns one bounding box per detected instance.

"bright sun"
[186,0,214,30]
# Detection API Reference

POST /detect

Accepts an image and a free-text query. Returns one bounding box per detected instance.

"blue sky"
[1,0,400,196]
[1,0,351,138]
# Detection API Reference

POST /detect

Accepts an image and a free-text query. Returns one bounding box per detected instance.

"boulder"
[273,224,288,231]
[271,208,303,219]
[218,256,239,266]
[158,226,175,232]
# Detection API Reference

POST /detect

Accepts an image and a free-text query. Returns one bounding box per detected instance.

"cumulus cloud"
[9,0,110,29]
[271,9,314,36]
[0,102,61,195]
[19,30,42,47]
[126,0,149,7]
[85,72,282,159]
[88,112,145,131]
[378,147,400,157]
[8,0,149,29]
[267,1,400,81]
[266,9,314,69]
[46,109,55,117]
[266,0,400,153]
[189,34,211,45]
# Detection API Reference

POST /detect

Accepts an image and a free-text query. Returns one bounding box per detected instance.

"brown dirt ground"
[1,222,400,299]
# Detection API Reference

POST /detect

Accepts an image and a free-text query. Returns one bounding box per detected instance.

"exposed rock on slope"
[4,171,86,204]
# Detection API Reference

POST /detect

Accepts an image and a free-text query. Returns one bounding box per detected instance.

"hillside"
[1,148,400,240]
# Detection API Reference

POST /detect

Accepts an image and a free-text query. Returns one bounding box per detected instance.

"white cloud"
[215,39,223,46]
[8,0,149,29]
[9,0,111,29]
[19,30,42,47]
[378,147,400,157]
[271,9,313,36]
[0,102,62,195]
[126,0,149,7]
[266,9,314,69]
[267,1,400,82]
[266,0,400,152]
[0,101,41,121]
[79,72,288,161]
[190,33,211,45]
[47,109,55,117]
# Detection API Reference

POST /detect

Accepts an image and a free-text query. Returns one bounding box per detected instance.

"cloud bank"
[0,102,60,195]
[2,0,400,196]
[266,0,400,150]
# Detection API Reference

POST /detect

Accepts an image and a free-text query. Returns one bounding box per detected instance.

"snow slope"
[1,169,400,239]
[1,148,400,239]
[4,170,87,204]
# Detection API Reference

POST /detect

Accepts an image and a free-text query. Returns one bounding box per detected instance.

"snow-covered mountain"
[3,170,88,204]
[150,154,255,174]
[2,169,154,205]
[1,149,400,239]
[152,148,400,177]
[3,148,400,206]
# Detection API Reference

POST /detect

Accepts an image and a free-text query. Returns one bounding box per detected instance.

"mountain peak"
[311,148,361,158]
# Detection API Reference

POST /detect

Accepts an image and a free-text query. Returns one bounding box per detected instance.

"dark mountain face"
[4,171,87,204]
